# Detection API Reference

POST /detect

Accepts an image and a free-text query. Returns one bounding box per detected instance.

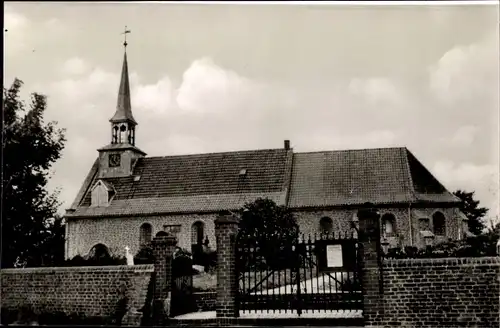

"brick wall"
[194,292,217,312]
[66,213,216,259]
[293,207,462,249]
[380,257,500,327]
[214,215,239,318]
[67,206,463,261]
[0,265,154,324]
[409,207,463,248]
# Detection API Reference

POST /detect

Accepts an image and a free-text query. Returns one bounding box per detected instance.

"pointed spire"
[110,27,137,125]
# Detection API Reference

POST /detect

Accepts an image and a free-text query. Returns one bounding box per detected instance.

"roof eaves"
[69,157,99,210]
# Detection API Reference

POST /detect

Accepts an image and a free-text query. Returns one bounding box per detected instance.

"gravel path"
[250,272,355,295]
[173,309,363,320]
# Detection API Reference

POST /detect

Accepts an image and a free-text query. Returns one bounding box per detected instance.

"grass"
[241,268,317,292]
[193,272,217,292]
[192,268,321,293]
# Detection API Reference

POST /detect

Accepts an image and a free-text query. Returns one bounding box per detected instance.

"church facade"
[64,48,470,260]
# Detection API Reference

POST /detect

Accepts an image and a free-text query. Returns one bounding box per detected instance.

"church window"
[381,213,396,237]
[191,221,205,245]
[140,223,152,247]
[319,217,334,235]
[112,126,119,144]
[88,243,110,259]
[118,124,127,143]
[433,211,446,236]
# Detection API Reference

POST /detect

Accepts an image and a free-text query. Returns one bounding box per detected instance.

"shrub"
[385,234,499,259]
[134,245,155,264]
[61,253,126,266]
[1,307,18,325]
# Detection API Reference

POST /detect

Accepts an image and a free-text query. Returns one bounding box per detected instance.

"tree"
[453,190,488,235]
[2,78,66,268]
[238,198,299,269]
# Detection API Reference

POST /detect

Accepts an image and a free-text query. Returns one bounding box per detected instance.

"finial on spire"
[121,26,131,49]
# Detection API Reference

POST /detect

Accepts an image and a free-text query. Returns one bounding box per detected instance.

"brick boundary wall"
[379,257,500,328]
[0,264,154,326]
[193,291,217,312]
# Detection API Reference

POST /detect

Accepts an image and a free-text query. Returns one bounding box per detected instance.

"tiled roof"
[68,192,286,217]
[74,148,292,215]
[69,146,459,218]
[287,147,458,208]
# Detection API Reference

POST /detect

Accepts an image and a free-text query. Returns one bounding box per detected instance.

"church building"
[64,45,470,260]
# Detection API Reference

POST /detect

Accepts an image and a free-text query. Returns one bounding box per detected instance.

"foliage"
[385,233,499,259]
[238,198,299,270]
[453,189,489,235]
[61,253,126,267]
[134,245,155,264]
[2,78,66,268]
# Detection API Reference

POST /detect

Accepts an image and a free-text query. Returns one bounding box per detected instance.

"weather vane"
[121,26,131,48]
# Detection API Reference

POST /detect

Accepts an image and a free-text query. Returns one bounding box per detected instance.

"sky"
[4,2,500,224]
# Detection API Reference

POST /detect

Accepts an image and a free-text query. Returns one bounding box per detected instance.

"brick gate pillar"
[215,212,240,319]
[357,205,384,327]
[151,231,177,324]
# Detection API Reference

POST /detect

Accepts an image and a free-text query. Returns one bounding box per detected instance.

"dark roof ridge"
[295,146,408,155]
[143,147,288,160]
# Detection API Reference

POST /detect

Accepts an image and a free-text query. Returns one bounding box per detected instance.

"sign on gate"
[326,244,343,268]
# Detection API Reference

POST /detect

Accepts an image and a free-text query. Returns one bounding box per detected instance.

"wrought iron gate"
[236,230,362,315]
[170,251,197,317]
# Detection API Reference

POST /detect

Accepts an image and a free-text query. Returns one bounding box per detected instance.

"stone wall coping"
[383,256,500,267]
[193,291,217,296]
[0,264,154,274]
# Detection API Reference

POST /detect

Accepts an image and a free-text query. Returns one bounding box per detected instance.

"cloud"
[4,10,30,55]
[61,57,90,76]
[176,57,261,114]
[348,77,402,106]
[445,125,478,147]
[429,31,499,105]
[5,10,28,30]
[133,76,175,114]
[299,130,399,152]
[433,160,499,217]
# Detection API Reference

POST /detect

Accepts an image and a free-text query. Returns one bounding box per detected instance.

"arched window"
[88,243,110,260]
[381,213,396,237]
[433,212,446,236]
[319,217,334,235]
[191,221,205,246]
[140,223,152,247]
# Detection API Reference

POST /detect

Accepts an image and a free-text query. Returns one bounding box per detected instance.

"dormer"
[91,180,115,207]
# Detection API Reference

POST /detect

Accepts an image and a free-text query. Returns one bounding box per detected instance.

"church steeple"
[110,26,137,145]
[110,51,137,125]
[97,27,146,180]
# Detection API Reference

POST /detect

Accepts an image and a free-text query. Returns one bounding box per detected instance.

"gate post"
[357,205,384,327]
[151,231,177,324]
[215,211,240,319]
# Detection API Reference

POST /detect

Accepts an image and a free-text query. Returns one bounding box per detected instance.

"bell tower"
[97,26,146,179]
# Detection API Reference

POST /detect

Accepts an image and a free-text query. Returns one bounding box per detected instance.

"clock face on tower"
[109,153,121,168]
